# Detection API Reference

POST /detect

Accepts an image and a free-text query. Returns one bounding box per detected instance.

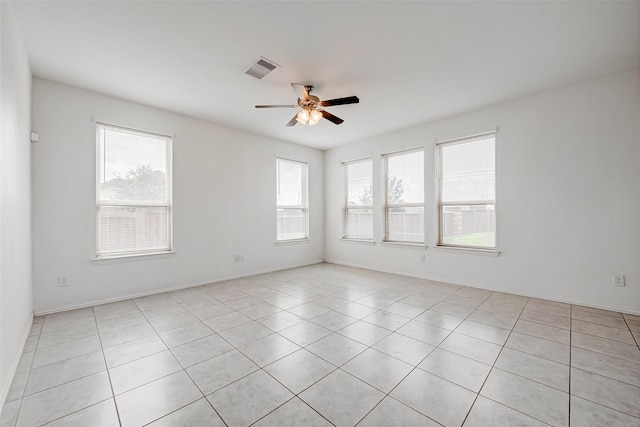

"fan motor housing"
[254,82,358,126]
[298,95,320,109]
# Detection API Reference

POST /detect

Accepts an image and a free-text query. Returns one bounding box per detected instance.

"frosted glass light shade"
[309,110,322,126]
[296,110,310,124]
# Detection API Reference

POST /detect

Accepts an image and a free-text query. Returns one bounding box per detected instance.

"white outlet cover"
[613,274,625,287]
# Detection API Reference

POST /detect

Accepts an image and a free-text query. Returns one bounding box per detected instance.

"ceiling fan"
[255,83,359,127]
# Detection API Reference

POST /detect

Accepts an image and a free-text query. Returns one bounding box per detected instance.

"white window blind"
[384,148,425,243]
[96,124,172,257]
[276,158,308,241]
[344,159,373,240]
[438,133,496,249]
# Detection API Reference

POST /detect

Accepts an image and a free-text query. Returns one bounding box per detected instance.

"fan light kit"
[256,83,359,127]
[298,109,323,126]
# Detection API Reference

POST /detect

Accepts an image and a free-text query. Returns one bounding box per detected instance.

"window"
[96,124,172,257]
[344,159,373,240]
[438,133,496,249]
[276,158,308,241]
[383,148,424,243]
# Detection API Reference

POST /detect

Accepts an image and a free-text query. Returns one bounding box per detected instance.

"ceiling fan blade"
[291,83,310,101]
[320,96,360,107]
[320,109,344,125]
[255,105,298,108]
[285,114,299,127]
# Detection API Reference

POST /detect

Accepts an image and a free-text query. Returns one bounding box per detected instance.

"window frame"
[436,132,497,250]
[383,147,425,244]
[343,158,374,241]
[276,157,309,242]
[95,123,173,259]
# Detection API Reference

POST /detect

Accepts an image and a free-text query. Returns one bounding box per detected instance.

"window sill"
[275,238,310,246]
[340,238,375,246]
[434,245,500,257]
[92,250,176,265]
[379,241,427,250]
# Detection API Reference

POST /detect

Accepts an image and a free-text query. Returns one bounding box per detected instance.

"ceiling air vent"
[245,57,279,79]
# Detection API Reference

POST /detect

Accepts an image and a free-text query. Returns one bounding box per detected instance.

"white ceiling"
[9,1,640,150]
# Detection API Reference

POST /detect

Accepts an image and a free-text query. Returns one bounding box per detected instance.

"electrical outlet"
[613,274,625,287]
[58,276,69,287]
[419,254,426,262]
[233,255,244,263]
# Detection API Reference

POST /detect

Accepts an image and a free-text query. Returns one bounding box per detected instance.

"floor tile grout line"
[146,396,228,427]
[193,289,358,425]
[16,355,111,400]
[568,304,573,427]
[29,334,99,360]
[572,305,629,317]
[354,290,528,424]
[30,398,115,427]
[475,396,556,427]
[565,327,637,347]
[234,331,303,366]
[27,340,103,371]
[15,310,128,425]
[499,345,569,367]
[247,395,336,427]
[18,322,44,384]
[353,296,487,426]
[234,290,564,422]
[570,317,634,332]
[570,364,640,392]
[567,392,640,421]
[130,297,230,426]
[163,299,326,426]
[187,359,259,408]
[458,296,559,427]
[354,396,444,427]
[105,341,168,370]
[224,289,450,425]
[507,327,569,347]
[621,314,640,350]
[131,299,208,417]
[256,363,338,425]
[6,318,44,427]
[298,367,389,427]
[10,267,638,426]
[92,306,124,427]
[517,314,572,330]
[446,328,510,348]
[570,342,640,365]
[572,306,629,318]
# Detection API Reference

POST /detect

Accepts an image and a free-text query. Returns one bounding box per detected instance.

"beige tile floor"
[2,263,639,426]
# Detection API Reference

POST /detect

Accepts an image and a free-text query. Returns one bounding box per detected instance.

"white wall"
[325,69,640,314]
[0,3,33,407]
[31,79,324,314]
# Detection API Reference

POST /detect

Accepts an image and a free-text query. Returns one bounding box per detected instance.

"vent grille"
[245,58,279,79]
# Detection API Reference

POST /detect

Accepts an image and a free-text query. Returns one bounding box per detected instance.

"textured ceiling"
[9,1,640,150]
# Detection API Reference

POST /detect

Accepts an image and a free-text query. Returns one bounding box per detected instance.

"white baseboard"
[325,258,640,317]
[32,256,640,319]
[1,317,32,418]
[34,259,325,316]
